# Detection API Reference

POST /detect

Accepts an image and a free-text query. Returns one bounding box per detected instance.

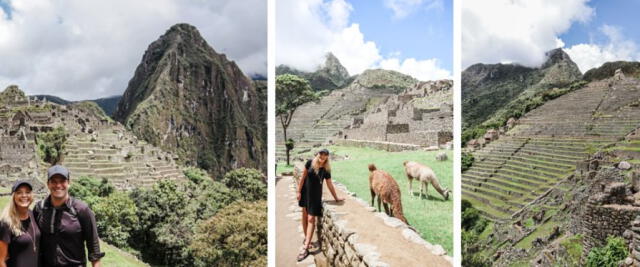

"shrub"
[586,236,628,267]
[220,168,266,201]
[183,167,209,184]
[93,192,138,248]
[69,176,114,207]
[462,152,475,171]
[190,200,267,267]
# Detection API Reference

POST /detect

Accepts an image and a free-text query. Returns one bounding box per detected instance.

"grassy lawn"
[100,241,148,266]
[279,145,453,254]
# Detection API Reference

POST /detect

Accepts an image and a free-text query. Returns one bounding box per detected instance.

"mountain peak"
[541,48,573,69]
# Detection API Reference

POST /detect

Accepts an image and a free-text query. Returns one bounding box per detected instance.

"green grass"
[515,220,560,249]
[100,241,148,266]
[315,145,453,254]
[560,234,583,266]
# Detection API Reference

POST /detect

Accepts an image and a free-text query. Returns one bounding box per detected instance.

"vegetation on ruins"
[36,126,67,164]
[461,152,474,171]
[66,167,266,266]
[586,236,628,267]
[276,74,320,165]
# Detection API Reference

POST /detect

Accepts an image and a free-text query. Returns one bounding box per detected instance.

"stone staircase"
[63,128,185,190]
[463,76,640,221]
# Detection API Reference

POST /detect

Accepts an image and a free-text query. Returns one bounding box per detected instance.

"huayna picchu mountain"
[276,52,352,91]
[114,23,266,177]
[462,48,581,132]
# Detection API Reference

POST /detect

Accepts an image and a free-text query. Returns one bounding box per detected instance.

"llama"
[368,164,407,224]
[403,161,450,200]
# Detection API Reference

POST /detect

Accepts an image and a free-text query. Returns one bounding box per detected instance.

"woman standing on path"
[297,149,343,262]
[0,180,40,267]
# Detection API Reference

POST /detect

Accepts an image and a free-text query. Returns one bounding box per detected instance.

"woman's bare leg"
[304,215,317,249]
[301,208,308,239]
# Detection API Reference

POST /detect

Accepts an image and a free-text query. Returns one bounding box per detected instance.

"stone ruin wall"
[581,203,640,253]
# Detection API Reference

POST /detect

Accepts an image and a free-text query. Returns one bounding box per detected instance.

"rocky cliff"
[276,52,352,91]
[114,23,266,177]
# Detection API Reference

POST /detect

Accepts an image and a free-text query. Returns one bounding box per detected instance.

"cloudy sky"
[463,0,640,73]
[276,0,452,81]
[0,0,266,101]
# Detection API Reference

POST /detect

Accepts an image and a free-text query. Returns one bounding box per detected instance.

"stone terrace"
[63,127,185,190]
[463,76,640,221]
[276,84,398,161]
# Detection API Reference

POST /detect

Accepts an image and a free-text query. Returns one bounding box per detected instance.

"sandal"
[297,246,309,262]
[303,240,316,250]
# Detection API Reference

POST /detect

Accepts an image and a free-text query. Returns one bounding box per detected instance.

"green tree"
[220,168,266,201]
[92,192,138,248]
[276,74,319,165]
[36,126,67,165]
[190,200,267,267]
[183,167,210,184]
[69,176,114,207]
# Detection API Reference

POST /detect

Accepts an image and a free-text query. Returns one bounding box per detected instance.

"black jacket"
[33,196,105,267]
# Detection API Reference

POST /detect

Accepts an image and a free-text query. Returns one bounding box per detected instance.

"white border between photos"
[453,0,462,265]
[267,0,276,265]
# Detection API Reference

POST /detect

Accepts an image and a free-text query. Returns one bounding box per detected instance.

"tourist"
[0,180,40,267]
[296,149,344,261]
[34,165,104,267]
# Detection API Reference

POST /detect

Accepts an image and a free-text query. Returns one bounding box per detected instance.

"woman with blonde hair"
[0,180,40,267]
[297,149,343,261]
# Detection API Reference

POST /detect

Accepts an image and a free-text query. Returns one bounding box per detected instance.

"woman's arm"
[0,241,8,267]
[297,168,308,201]
[325,179,344,202]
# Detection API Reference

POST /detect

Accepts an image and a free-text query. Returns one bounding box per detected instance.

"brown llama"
[403,161,450,200]
[368,164,407,224]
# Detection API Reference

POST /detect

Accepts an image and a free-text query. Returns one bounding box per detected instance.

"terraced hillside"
[463,75,640,221]
[276,75,401,161]
[63,127,185,189]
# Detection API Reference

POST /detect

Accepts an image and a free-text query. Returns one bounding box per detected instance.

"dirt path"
[276,176,318,267]
[279,173,452,266]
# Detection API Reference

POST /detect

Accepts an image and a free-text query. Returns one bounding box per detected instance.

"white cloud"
[0,0,266,100]
[277,0,450,81]
[565,25,640,73]
[383,0,442,19]
[379,57,451,81]
[462,0,594,69]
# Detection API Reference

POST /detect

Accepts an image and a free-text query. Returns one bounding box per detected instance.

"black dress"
[0,211,40,267]
[298,160,332,216]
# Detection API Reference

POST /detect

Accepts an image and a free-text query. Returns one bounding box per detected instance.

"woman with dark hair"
[297,149,343,261]
[0,180,40,267]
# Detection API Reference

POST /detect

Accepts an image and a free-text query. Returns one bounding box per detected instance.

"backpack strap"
[67,197,77,217]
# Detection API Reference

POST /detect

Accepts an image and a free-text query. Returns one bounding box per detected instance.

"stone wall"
[336,139,422,152]
[581,203,640,252]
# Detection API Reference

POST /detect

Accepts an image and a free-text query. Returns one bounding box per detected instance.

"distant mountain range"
[30,94,122,116]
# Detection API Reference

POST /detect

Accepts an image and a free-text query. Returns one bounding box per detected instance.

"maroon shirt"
[33,197,104,267]
[0,211,40,267]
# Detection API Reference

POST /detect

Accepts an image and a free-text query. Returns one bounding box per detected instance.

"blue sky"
[277,0,452,81]
[560,0,640,47]
[463,0,640,73]
[350,0,452,71]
